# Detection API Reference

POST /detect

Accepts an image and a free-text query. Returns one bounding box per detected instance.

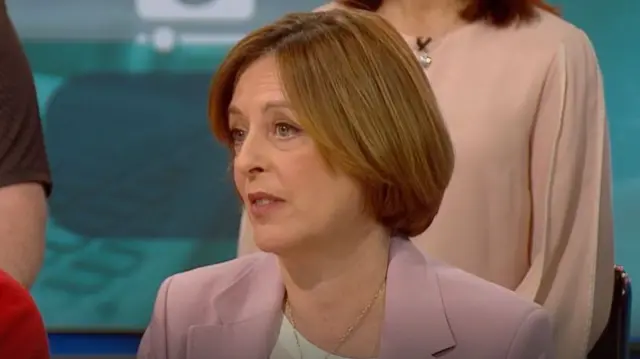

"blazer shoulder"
[167,252,269,298]
[435,261,545,314]
[432,262,553,357]
[157,253,269,322]
[140,254,273,359]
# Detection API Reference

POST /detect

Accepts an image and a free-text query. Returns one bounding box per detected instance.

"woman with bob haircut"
[138,9,554,359]
[236,0,615,357]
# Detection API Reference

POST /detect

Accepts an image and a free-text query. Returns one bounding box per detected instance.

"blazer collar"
[187,238,455,359]
[378,239,456,358]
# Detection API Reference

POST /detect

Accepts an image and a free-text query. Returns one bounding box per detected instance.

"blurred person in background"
[0,0,50,287]
[236,0,614,357]
[0,269,49,359]
[139,9,555,359]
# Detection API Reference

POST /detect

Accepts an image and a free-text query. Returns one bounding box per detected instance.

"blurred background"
[7,0,639,356]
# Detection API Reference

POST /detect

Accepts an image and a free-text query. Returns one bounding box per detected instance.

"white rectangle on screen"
[135,0,256,21]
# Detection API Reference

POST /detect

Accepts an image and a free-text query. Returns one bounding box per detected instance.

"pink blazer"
[138,239,555,359]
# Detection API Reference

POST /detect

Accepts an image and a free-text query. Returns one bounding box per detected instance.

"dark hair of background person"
[337,0,560,26]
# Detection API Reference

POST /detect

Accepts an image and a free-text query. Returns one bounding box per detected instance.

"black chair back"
[587,265,631,359]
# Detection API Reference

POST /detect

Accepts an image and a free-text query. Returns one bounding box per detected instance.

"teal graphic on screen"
[32,46,242,330]
[10,0,640,335]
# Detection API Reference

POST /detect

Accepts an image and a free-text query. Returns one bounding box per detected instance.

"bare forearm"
[0,183,47,287]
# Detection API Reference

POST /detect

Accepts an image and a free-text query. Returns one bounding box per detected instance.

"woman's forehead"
[231,57,286,110]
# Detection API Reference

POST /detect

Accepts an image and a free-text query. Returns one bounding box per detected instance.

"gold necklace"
[285,279,386,359]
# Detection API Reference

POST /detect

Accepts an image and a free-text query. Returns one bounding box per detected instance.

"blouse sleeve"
[515,29,614,357]
[0,5,51,195]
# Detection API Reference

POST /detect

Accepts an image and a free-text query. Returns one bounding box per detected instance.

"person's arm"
[0,4,51,288]
[515,29,614,358]
[0,185,47,287]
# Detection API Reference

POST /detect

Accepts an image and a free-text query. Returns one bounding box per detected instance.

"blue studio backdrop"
[8,0,640,339]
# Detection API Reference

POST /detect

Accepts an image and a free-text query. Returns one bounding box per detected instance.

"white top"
[270,315,355,359]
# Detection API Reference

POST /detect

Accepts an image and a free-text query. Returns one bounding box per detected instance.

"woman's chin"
[253,231,299,254]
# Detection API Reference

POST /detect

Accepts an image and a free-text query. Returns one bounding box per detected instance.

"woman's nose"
[234,132,267,176]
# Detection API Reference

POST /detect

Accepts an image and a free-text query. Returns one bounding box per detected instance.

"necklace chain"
[416,36,432,51]
[285,279,386,359]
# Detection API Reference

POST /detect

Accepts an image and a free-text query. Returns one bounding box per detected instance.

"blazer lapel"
[379,238,457,359]
[186,254,285,359]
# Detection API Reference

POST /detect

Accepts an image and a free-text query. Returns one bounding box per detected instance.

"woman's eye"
[275,123,299,138]
[229,128,246,144]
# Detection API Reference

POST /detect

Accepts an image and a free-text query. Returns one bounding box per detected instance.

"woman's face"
[229,55,368,253]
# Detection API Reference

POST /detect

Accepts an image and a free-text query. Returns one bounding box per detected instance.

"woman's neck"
[378,0,466,37]
[278,227,390,326]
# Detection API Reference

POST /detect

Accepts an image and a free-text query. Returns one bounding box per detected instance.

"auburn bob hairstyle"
[338,0,559,26]
[208,9,454,237]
